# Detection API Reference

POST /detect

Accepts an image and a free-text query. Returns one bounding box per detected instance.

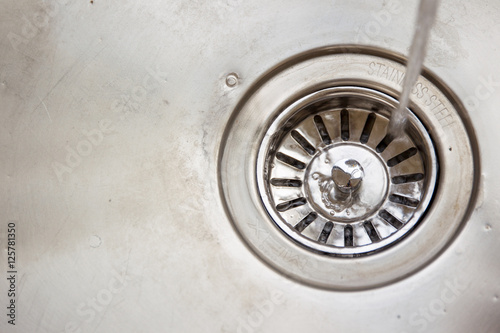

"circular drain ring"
[257,87,438,256]
[219,45,479,290]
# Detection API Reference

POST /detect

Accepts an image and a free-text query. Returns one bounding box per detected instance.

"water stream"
[387,0,439,137]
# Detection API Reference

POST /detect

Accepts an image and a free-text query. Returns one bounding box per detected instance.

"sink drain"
[257,87,437,256]
[219,46,478,289]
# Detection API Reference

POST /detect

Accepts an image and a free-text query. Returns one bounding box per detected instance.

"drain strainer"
[219,46,478,289]
[257,87,437,256]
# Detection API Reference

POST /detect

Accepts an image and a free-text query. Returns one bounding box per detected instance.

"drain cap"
[330,158,364,194]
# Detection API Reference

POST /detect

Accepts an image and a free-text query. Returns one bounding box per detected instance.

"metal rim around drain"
[257,86,438,256]
[219,45,479,290]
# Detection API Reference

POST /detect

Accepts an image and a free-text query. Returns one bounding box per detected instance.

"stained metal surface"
[1,0,500,332]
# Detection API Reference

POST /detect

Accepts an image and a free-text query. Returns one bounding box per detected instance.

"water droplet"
[346,210,350,216]
[271,163,275,168]
[485,224,492,231]
[330,211,335,216]
[89,235,102,248]
[312,173,319,180]
[325,159,330,164]
[494,295,499,302]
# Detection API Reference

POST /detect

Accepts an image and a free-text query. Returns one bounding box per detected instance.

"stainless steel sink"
[1,0,499,332]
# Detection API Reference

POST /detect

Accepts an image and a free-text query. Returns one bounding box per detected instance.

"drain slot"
[391,173,424,184]
[360,112,376,144]
[294,212,318,232]
[344,225,354,247]
[270,178,303,187]
[363,221,381,243]
[387,147,418,167]
[276,197,307,212]
[341,108,350,141]
[276,152,306,170]
[291,130,316,155]
[376,134,394,153]
[319,222,334,243]
[389,194,420,207]
[379,209,403,229]
[314,115,332,145]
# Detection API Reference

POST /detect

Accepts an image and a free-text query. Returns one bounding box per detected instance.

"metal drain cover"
[219,46,478,290]
[257,87,437,256]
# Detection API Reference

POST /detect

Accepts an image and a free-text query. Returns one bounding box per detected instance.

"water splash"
[387,0,440,138]
[313,172,354,213]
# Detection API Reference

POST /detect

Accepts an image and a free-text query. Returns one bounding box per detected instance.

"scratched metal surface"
[1,0,499,332]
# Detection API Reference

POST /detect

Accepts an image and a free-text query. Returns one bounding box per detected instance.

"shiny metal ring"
[219,45,478,290]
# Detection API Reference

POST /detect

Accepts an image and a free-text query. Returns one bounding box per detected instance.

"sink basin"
[1,0,499,332]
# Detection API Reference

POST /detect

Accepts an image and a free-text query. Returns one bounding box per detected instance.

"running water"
[387,0,439,138]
